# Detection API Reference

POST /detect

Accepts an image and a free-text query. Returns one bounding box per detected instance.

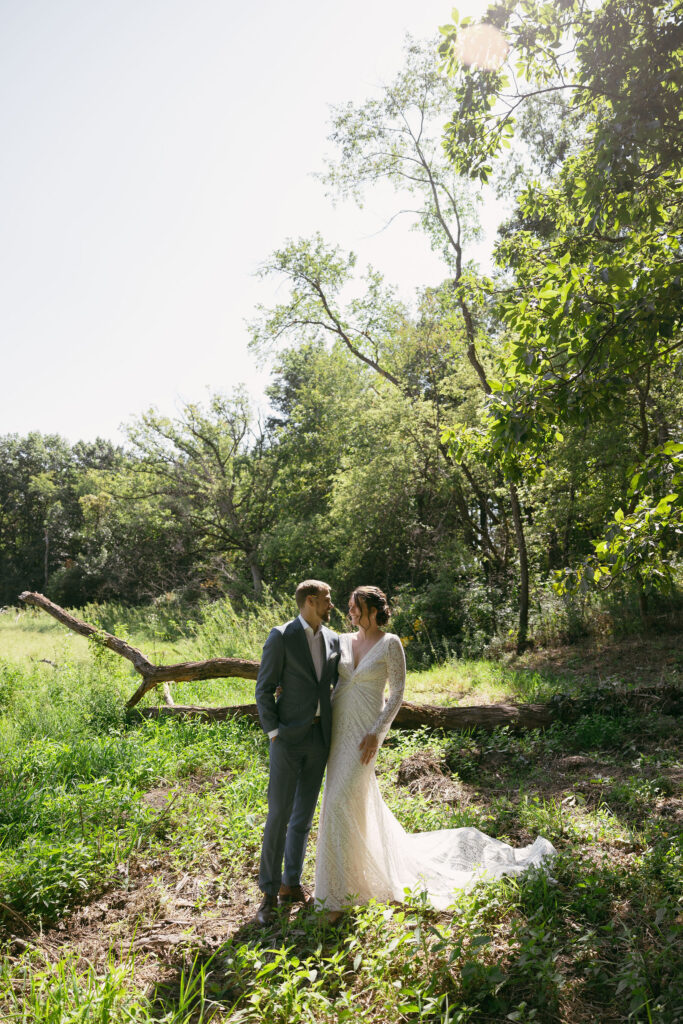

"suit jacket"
[255,617,340,746]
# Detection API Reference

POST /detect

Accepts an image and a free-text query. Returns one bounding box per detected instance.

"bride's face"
[348,597,375,630]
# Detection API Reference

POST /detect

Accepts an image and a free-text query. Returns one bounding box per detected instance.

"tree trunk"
[562,482,575,565]
[463,332,530,656]
[508,484,530,653]
[18,592,260,710]
[249,559,264,598]
[636,574,649,624]
[136,699,555,731]
[133,685,682,730]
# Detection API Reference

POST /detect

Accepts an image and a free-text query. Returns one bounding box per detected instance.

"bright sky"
[1,0,499,445]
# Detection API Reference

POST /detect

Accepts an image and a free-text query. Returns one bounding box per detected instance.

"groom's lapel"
[321,627,337,681]
[291,618,317,681]
[321,628,330,680]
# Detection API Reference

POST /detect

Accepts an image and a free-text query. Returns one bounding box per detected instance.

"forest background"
[2,0,681,659]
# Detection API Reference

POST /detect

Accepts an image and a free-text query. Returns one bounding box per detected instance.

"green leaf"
[655,493,678,514]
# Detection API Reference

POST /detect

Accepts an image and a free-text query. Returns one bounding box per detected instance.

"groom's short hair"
[295,579,330,608]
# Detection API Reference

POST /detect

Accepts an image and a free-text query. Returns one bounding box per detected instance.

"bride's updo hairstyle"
[350,585,391,627]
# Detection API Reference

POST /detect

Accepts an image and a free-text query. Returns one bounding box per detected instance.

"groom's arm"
[255,627,284,738]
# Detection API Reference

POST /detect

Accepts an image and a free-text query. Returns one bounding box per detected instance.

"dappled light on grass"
[404,658,583,707]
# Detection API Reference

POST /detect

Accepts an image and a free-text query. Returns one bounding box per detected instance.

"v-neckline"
[350,632,385,672]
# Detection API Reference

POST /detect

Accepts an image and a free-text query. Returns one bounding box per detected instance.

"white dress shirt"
[268,613,324,739]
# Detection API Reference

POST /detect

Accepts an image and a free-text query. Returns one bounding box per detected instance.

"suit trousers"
[258,721,328,895]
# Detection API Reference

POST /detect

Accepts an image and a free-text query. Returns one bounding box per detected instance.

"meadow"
[0,600,681,1023]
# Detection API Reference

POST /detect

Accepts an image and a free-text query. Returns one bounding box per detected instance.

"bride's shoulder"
[383,632,403,649]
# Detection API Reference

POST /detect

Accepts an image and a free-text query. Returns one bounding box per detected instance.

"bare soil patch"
[396,749,473,805]
[141,770,234,810]
[517,629,683,689]
[42,858,254,957]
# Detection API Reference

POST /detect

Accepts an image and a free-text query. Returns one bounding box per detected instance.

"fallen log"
[394,700,554,730]
[21,591,551,730]
[19,591,153,674]
[134,699,554,731]
[132,687,681,730]
[19,592,259,708]
[136,704,262,723]
[125,657,259,708]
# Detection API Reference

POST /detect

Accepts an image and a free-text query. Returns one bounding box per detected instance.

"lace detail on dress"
[314,631,556,912]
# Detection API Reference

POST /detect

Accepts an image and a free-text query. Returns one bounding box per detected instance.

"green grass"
[401,659,577,705]
[1,608,682,1023]
[0,610,92,665]
[0,950,226,1023]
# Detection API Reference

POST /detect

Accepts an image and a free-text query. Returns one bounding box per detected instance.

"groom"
[254,579,340,926]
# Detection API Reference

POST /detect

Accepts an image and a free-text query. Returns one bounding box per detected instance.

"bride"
[314,585,556,919]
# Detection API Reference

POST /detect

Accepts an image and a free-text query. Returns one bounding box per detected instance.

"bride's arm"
[359,636,406,763]
[373,635,406,735]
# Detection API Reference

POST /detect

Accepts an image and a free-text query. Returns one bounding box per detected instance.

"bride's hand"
[359,733,379,765]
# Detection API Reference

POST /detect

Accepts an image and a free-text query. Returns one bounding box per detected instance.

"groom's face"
[310,588,333,625]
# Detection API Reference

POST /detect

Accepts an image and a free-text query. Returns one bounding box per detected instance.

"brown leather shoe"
[278,883,314,907]
[255,893,278,926]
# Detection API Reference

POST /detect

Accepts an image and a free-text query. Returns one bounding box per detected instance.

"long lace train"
[314,633,556,911]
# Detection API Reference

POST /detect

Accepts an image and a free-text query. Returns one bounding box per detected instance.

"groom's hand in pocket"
[270,686,283,742]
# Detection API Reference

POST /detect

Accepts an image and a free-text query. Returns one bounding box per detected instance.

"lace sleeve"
[369,634,406,738]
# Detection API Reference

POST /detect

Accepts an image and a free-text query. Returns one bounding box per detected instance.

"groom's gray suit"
[255,616,340,896]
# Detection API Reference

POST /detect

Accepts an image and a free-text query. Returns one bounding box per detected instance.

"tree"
[263,339,474,598]
[125,391,280,597]
[252,40,536,650]
[0,433,124,605]
[77,462,197,604]
[439,0,683,598]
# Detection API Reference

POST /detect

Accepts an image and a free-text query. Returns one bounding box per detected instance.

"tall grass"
[186,590,300,660]
[0,950,226,1023]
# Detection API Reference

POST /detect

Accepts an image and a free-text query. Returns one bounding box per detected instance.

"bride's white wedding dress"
[314,632,556,911]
